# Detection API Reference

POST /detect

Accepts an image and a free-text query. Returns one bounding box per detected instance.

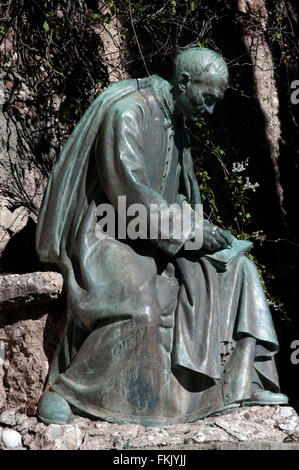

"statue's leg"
[38,239,181,425]
[242,367,288,406]
[217,255,288,406]
[37,315,80,424]
[221,336,288,406]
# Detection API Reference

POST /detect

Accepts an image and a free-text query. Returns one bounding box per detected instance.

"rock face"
[0,199,29,256]
[0,272,66,413]
[0,406,299,450]
[0,107,45,256]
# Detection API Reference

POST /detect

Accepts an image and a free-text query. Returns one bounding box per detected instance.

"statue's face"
[175,71,226,122]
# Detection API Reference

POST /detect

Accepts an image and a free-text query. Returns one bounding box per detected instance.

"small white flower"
[232,158,249,173]
[251,230,266,242]
[243,177,259,192]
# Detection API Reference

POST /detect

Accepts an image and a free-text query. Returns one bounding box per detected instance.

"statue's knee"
[243,254,255,268]
[238,254,258,275]
[138,302,161,329]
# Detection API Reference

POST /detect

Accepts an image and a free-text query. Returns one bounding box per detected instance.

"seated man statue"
[36,47,288,425]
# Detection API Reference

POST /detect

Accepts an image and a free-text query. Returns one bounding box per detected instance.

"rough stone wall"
[0,103,47,257]
[0,272,65,414]
[0,109,28,256]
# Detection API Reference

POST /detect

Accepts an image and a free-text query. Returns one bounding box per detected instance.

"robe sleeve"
[95,101,202,255]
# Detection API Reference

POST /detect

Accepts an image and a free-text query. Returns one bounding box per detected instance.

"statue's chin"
[185,109,206,122]
[186,115,200,122]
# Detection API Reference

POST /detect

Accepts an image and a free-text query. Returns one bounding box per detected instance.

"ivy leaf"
[43,21,50,33]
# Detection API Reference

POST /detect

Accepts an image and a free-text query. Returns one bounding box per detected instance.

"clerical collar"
[154,77,174,118]
[137,75,185,128]
[142,75,174,125]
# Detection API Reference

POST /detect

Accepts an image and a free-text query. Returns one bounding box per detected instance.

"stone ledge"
[133,442,299,450]
[0,405,298,450]
[0,272,63,304]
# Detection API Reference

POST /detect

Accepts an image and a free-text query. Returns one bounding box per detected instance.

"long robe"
[36,75,281,425]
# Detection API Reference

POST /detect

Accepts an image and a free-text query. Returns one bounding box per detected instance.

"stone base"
[0,405,298,450]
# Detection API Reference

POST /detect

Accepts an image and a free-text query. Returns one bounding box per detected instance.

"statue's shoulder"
[106,77,159,117]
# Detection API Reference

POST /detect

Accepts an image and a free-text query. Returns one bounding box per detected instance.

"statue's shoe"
[37,390,72,425]
[208,402,240,418]
[242,390,289,406]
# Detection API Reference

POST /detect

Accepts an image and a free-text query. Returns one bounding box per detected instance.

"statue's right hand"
[202,224,233,252]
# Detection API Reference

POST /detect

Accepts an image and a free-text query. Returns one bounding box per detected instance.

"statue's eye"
[203,94,215,106]
[190,96,203,106]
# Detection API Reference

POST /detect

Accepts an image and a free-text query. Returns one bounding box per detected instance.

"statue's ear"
[178,72,190,91]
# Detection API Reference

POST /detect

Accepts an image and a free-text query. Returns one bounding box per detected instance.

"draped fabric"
[36,76,280,425]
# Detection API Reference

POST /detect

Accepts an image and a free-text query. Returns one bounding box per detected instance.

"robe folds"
[36,75,281,425]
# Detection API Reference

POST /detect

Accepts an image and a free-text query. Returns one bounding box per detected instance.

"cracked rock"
[29,423,83,450]
[1,429,23,449]
[0,410,18,427]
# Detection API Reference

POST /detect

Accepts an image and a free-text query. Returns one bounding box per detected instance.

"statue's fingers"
[215,232,229,247]
[221,230,234,245]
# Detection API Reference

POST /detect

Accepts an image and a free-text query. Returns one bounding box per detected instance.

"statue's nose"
[205,104,215,114]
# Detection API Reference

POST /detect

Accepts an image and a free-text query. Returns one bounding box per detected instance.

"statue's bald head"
[172,48,229,90]
[171,48,229,121]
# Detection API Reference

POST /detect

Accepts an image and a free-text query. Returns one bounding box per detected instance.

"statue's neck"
[148,76,181,122]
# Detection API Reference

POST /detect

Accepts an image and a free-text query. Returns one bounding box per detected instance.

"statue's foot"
[38,390,72,425]
[242,390,289,406]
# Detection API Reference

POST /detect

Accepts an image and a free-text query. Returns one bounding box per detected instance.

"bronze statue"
[36,48,288,425]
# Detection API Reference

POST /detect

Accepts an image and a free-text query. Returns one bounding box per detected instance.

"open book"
[203,237,253,272]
